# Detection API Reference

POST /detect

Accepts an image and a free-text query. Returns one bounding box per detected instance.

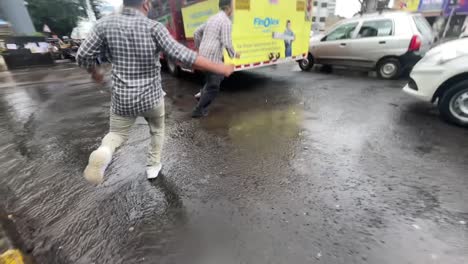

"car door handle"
[340,43,347,46]
[379,41,386,44]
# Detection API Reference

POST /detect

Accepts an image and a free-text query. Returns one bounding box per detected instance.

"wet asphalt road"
[0,63,467,264]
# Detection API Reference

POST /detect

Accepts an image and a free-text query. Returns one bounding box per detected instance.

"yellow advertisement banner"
[182,0,312,65]
[181,0,219,38]
[393,0,420,11]
[226,0,312,65]
[236,0,250,10]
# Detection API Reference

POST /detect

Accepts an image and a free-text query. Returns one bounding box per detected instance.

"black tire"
[298,53,314,71]
[166,59,180,77]
[320,64,333,73]
[377,58,401,80]
[438,80,468,127]
[68,54,76,62]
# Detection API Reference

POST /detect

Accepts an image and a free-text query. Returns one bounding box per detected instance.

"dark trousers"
[195,72,224,111]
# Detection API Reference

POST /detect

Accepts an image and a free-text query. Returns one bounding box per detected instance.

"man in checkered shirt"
[77,0,234,184]
[191,0,240,118]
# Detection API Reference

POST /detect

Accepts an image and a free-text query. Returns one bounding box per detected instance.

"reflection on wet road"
[0,63,467,264]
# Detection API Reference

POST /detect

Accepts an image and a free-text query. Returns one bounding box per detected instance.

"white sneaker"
[83,146,112,185]
[194,91,201,99]
[146,164,162,179]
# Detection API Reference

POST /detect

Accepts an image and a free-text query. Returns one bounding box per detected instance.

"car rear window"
[413,16,432,36]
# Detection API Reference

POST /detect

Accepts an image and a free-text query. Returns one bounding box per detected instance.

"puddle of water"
[227,107,303,148]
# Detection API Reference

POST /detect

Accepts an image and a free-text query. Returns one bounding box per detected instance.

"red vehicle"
[150,0,201,76]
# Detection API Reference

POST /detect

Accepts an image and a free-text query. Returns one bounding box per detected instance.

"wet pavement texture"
[0,63,467,264]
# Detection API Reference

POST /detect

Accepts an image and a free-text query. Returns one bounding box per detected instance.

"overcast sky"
[335,0,361,17]
[105,0,122,7]
[336,0,395,18]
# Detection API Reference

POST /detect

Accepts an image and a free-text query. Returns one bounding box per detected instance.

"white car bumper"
[402,64,446,103]
[402,83,431,101]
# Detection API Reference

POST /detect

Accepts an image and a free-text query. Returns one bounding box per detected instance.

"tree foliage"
[27,0,101,37]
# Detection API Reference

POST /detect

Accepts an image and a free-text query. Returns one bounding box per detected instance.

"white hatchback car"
[403,38,468,127]
[300,11,434,79]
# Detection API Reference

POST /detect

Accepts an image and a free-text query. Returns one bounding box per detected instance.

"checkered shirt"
[77,8,197,117]
[194,11,236,63]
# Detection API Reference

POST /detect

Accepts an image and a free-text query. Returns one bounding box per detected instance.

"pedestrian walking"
[191,0,240,118]
[77,0,234,184]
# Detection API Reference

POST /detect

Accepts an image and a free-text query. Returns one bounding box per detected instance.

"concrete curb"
[0,210,30,264]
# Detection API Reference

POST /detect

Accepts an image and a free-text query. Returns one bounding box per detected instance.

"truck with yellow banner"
[151,0,312,75]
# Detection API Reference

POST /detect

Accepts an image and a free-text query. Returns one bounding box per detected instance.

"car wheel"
[377,58,401,80]
[438,80,468,127]
[166,59,180,77]
[320,64,333,73]
[298,53,314,71]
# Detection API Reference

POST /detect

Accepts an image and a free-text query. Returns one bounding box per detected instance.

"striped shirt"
[194,11,236,63]
[77,8,197,116]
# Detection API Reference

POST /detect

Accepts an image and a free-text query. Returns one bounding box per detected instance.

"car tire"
[68,54,76,62]
[320,64,333,73]
[298,53,314,71]
[438,80,468,127]
[377,58,401,80]
[166,58,180,77]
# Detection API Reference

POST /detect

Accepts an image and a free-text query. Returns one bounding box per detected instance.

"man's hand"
[193,56,236,77]
[90,68,104,84]
[222,64,235,77]
[235,53,241,59]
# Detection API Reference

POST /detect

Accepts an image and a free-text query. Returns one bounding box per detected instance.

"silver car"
[299,11,434,79]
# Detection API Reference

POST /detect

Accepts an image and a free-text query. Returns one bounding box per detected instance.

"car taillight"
[408,35,421,52]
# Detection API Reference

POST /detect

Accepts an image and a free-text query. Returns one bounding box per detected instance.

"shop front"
[443,0,468,37]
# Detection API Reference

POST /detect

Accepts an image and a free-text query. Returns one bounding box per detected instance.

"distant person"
[192,0,240,118]
[284,20,295,57]
[77,0,234,184]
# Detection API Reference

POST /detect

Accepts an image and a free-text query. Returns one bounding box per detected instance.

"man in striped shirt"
[77,0,234,184]
[192,0,239,118]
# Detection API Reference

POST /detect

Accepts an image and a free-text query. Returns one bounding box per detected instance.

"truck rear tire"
[298,53,314,71]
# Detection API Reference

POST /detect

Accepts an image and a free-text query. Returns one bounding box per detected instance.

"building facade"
[393,0,468,38]
[312,0,337,31]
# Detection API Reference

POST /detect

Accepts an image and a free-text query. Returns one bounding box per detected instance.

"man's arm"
[221,21,237,59]
[192,56,233,76]
[194,23,206,49]
[153,23,233,76]
[76,25,103,71]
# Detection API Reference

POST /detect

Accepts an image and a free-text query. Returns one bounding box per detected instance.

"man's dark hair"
[124,0,145,7]
[219,0,232,10]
